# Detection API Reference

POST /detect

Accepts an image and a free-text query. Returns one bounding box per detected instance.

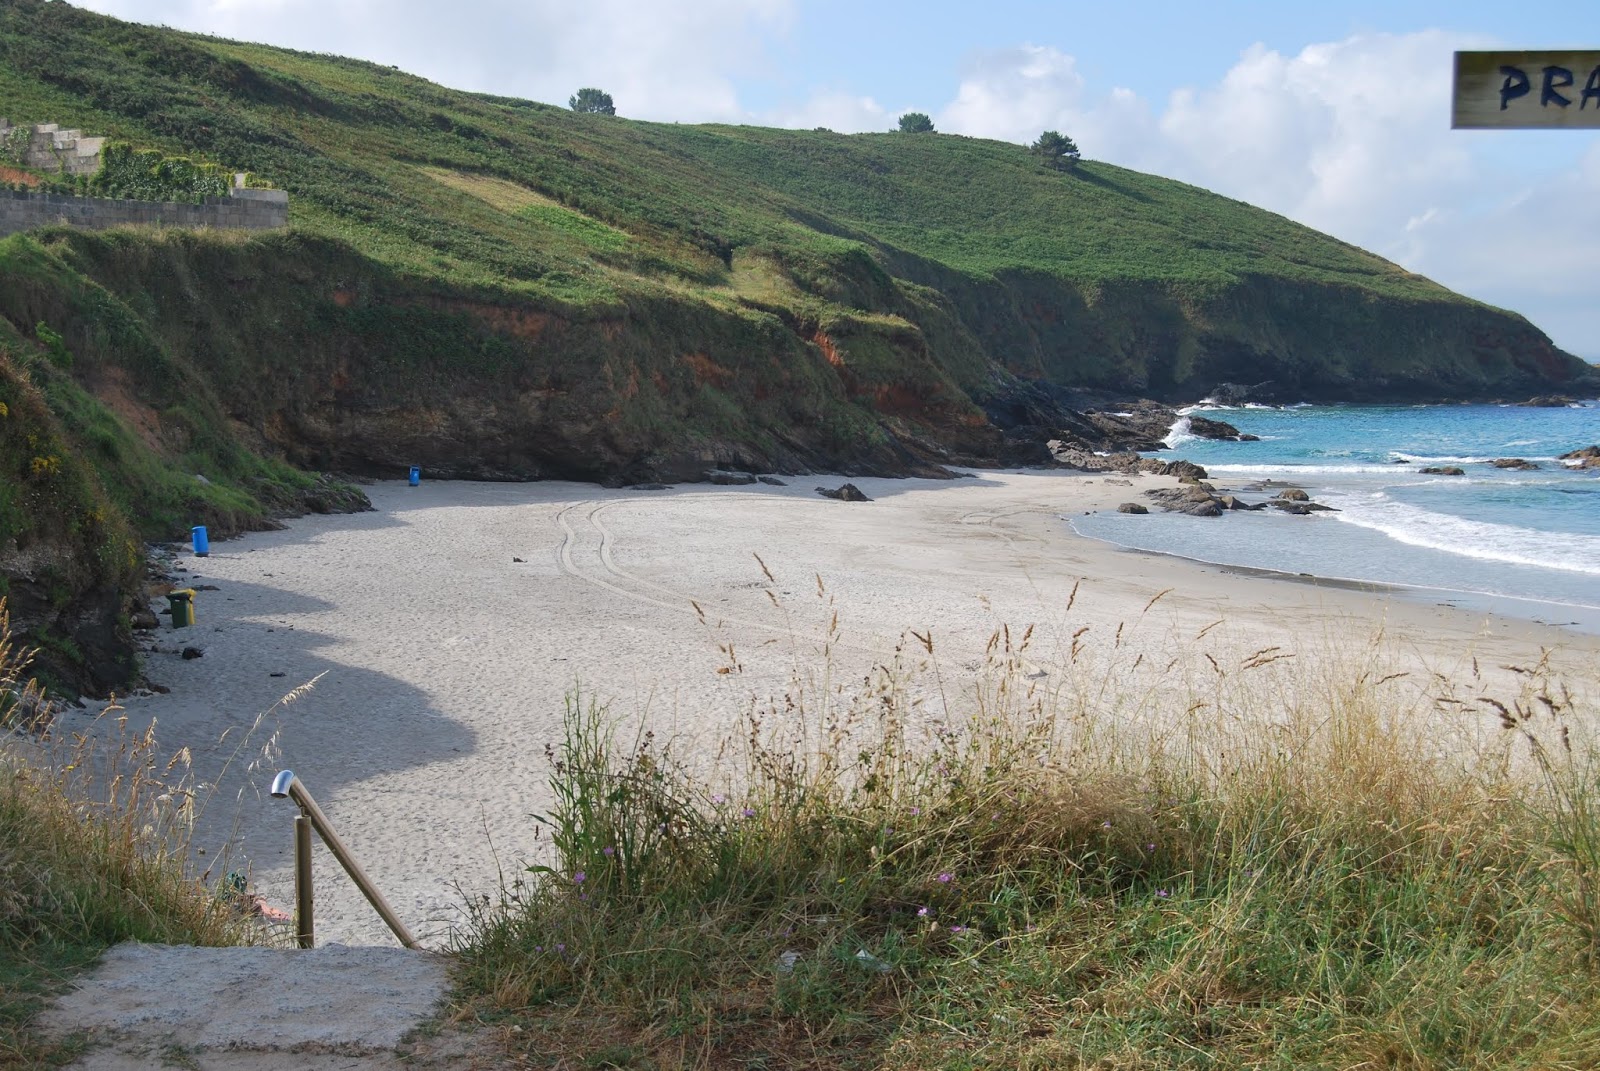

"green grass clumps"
[0,603,253,1068]
[456,628,1600,1069]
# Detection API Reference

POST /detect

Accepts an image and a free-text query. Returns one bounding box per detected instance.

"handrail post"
[294,814,314,949]
[270,770,418,949]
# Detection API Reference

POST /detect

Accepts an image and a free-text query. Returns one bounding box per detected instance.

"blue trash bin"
[192,525,209,557]
[408,466,421,487]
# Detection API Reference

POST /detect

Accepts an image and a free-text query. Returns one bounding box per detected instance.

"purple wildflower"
[602,846,615,857]
[909,807,921,816]
[938,872,953,884]
[556,943,566,953]
[573,871,586,884]
[950,925,965,933]
[917,906,931,918]
[1156,889,1170,899]
[742,808,755,818]
[712,793,726,805]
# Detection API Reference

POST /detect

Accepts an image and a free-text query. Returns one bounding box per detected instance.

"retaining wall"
[0,188,289,237]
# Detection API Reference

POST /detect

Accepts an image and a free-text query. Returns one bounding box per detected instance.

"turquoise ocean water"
[1069,399,1600,632]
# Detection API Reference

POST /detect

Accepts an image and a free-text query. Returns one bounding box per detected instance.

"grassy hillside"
[0,0,1588,406]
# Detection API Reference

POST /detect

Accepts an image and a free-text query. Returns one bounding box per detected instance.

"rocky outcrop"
[1145,486,1225,517]
[1142,482,1336,519]
[1491,458,1539,471]
[1560,446,1600,470]
[1420,466,1466,476]
[816,483,871,502]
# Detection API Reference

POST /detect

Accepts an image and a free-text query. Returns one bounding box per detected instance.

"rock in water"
[1419,466,1466,476]
[816,483,871,502]
[1559,446,1600,469]
[1117,502,1149,514]
[1187,415,1242,440]
[1144,486,1225,517]
[1491,458,1539,470]
[1276,488,1310,502]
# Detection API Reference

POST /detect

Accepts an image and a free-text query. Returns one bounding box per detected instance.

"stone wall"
[0,188,289,238]
[0,120,104,176]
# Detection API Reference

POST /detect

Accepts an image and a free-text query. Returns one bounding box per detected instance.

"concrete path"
[40,944,499,1070]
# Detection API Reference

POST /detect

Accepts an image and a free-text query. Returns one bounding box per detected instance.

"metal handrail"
[269,770,418,949]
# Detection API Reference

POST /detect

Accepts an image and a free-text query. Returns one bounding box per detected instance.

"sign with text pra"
[1453,51,1600,129]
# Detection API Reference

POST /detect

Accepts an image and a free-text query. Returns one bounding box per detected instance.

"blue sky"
[79,0,1600,360]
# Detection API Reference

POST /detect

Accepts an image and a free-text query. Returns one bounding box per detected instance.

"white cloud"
[768,90,892,134]
[76,0,793,122]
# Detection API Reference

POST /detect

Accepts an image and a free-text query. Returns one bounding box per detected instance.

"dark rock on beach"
[706,470,758,485]
[1276,488,1310,502]
[758,476,788,486]
[1144,486,1225,517]
[816,483,871,502]
[1117,502,1149,515]
[1165,460,1210,482]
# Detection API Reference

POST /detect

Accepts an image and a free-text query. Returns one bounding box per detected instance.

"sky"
[76,0,1600,360]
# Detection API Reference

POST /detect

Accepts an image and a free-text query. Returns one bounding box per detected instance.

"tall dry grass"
[455,590,1600,1069]
[0,600,260,1068]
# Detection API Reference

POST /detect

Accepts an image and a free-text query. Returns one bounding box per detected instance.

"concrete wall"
[0,189,289,238]
[1,120,104,177]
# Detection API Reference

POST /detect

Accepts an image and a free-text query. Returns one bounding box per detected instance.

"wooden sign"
[1453,51,1600,128]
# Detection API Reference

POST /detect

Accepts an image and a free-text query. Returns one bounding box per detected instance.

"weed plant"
[456,607,1600,1069]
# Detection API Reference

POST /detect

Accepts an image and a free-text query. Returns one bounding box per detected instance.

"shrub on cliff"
[569,87,616,115]
[1030,129,1081,171]
[90,142,229,203]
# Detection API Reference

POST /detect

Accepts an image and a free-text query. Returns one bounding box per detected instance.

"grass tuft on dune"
[454,616,1600,1069]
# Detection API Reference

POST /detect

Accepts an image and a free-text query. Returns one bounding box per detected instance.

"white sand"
[95,471,1595,947]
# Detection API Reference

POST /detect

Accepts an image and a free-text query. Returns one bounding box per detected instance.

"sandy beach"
[94,469,1597,946]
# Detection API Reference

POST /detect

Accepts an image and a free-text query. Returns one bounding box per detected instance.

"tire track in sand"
[554,500,875,653]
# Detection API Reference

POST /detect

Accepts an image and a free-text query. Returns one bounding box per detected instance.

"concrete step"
[40,943,497,1069]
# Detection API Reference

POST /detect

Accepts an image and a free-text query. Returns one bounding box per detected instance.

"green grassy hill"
[0,0,1592,691]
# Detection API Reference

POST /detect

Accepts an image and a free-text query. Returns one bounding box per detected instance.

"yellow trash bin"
[167,589,196,629]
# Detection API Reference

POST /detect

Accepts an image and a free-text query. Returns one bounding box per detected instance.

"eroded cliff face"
[23,230,1592,496]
